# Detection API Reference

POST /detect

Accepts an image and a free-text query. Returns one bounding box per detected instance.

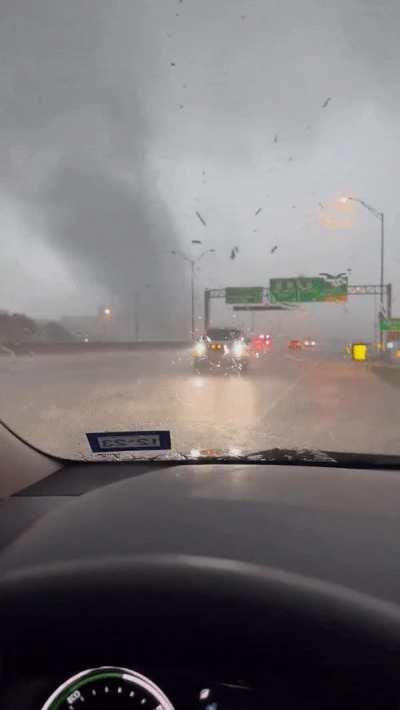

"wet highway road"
[0,346,398,460]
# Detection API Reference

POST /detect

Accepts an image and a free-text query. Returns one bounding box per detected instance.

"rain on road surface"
[0,346,398,461]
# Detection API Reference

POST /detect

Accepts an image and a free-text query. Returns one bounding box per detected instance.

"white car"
[193,328,249,372]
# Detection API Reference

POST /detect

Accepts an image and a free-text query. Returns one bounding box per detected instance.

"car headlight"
[193,342,206,356]
[232,340,247,356]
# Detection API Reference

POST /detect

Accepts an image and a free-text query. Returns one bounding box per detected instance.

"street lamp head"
[339,196,349,204]
[103,307,111,317]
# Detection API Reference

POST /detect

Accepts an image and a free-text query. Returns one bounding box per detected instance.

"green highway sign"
[270,274,348,303]
[380,318,400,332]
[225,287,264,304]
[269,278,298,302]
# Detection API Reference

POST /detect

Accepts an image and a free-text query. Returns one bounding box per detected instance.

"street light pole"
[100,306,112,342]
[380,211,385,319]
[134,291,139,342]
[133,284,152,342]
[170,248,215,339]
[340,196,385,348]
[190,260,195,338]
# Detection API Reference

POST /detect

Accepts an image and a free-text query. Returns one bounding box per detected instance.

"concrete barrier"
[0,341,191,356]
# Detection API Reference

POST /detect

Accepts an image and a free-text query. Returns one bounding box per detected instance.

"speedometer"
[41,666,175,709]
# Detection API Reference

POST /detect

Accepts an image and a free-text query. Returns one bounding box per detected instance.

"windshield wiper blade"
[177,448,339,465]
[78,448,400,469]
[245,448,338,464]
[244,448,400,468]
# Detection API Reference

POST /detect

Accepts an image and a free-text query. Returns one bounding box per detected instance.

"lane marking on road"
[261,360,322,419]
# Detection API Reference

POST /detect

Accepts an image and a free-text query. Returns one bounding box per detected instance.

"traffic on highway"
[0,336,398,464]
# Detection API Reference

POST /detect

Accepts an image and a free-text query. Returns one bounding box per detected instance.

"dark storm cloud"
[41,161,173,298]
[1,0,400,340]
[0,0,181,319]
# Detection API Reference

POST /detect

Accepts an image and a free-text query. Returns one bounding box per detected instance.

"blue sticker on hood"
[86,430,171,453]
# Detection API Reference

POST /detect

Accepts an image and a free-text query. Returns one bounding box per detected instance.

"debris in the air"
[305,124,311,131]
[182,83,187,88]
[179,104,184,110]
[273,134,278,143]
[255,207,262,216]
[240,15,246,20]
[322,97,331,108]
[253,229,258,232]
[288,156,293,162]
[195,211,207,227]
[292,205,296,209]
[170,62,176,67]
[192,240,202,244]
[270,245,278,254]
[230,246,239,260]
[318,202,325,209]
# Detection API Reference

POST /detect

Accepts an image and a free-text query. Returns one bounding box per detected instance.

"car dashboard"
[2,456,400,709]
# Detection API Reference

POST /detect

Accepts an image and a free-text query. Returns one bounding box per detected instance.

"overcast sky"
[1,0,400,338]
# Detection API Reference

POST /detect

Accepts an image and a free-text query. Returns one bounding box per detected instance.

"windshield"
[0,1,399,462]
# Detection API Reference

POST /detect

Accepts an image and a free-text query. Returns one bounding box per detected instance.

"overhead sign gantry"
[203,282,392,331]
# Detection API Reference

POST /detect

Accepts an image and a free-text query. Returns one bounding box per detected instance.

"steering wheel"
[2,555,400,705]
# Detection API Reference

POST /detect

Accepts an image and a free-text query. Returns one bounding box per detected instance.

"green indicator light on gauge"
[41,666,175,709]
